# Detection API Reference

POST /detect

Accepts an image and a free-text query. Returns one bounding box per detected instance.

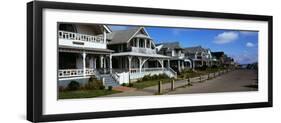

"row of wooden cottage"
[58,23,235,87]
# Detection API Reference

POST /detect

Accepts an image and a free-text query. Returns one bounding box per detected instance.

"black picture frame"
[27,1,273,122]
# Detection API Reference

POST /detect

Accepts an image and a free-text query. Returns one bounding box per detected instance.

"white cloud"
[246,42,255,47]
[214,31,239,44]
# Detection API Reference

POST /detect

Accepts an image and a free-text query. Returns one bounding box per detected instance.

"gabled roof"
[134,34,151,39]
[103,25,112,33]
[211,52,224,58]
[157,42,183,51]
[107,27,151,45]
[183,46,208,54]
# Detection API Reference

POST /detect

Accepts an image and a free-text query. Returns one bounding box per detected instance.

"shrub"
[85,76,103,90]
[58,86,65,92]
[99,85,105,90]
[108,86,113,91]
[141,74,169,81]
[88,75,97,81]
[128,83,134,87]
[198,65,208,71]
[121,83,127,86]
[211,65,218,69]
[67,81,80,91]
[142,74,151,81]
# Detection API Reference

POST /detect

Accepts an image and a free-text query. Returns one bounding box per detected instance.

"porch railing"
[58,31,105,43]
[58,68,97,78]
[130,68,164,73]
[165,67,177,78]
[142,68,163,72]
[131,47,156,54]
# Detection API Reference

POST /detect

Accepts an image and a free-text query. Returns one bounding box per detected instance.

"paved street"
[167,69,258,95]
[104,69,258,97]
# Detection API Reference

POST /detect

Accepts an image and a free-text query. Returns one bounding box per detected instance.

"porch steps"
[100,74,119,87]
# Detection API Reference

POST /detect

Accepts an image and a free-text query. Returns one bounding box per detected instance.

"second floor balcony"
[173,53,185,58]
[131,47,156,54]
[58,31,107,49]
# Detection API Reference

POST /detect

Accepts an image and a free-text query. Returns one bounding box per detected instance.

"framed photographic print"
[27,1,273,122]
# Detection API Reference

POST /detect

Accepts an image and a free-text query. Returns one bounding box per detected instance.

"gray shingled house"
[156,42,193,72]
[183,46,213,68]
[211,51,225,66]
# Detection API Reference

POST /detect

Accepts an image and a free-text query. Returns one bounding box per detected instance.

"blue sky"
[109,25,258,64]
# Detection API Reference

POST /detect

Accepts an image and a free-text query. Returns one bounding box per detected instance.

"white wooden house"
[107,27,177,82]
[58,24,177,87]
[58,23,117,87]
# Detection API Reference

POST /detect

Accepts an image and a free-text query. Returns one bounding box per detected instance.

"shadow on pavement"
[243,84,258,89]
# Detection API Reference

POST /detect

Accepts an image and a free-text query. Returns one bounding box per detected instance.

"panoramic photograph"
[57,23,258,99]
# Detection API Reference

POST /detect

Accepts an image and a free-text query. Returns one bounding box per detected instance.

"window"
[59,24,76,32]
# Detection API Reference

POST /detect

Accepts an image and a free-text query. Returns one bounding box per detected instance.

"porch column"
[144,39,147,48]
[89,56,94,68]
[109,55,112,73]
[128,56,132,72]
[136,38,140,48]
[193,61,196,69]
[100,55,104,68]
[138,57,142,73]
[168,59,170,68]
[103,55,107,73]
[94,58,97,69]
[103,29,107,44]
[160,60,164,72]
[82,52,87,76]
[178,60,181,72]
[182,61,184,69]
[103,55,106,68]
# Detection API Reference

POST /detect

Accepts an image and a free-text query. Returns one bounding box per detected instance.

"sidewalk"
[105,69,234,97]
[134,69,232,94]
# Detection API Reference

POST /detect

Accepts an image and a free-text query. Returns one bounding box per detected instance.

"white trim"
[103,25,112,33]
[111,51,171,59]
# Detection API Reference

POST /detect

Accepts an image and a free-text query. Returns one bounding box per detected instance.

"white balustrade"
[59,67,177,80]
[142,68,163,72]
[130,68,139,73]
[131,47,156,54]
[58,31,104,43]
[164,67,177,78]
[130,68,164,73]
[58,68,96,78]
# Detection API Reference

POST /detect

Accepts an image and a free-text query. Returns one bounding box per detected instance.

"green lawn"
[178,68,225,79]
[59,89,121,99]
[132,68,224,89]
[132,79,171,89]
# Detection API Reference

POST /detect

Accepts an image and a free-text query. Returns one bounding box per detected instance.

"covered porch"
[111,52,176,81]
[168,57,193,73]
[58,46,114,79]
